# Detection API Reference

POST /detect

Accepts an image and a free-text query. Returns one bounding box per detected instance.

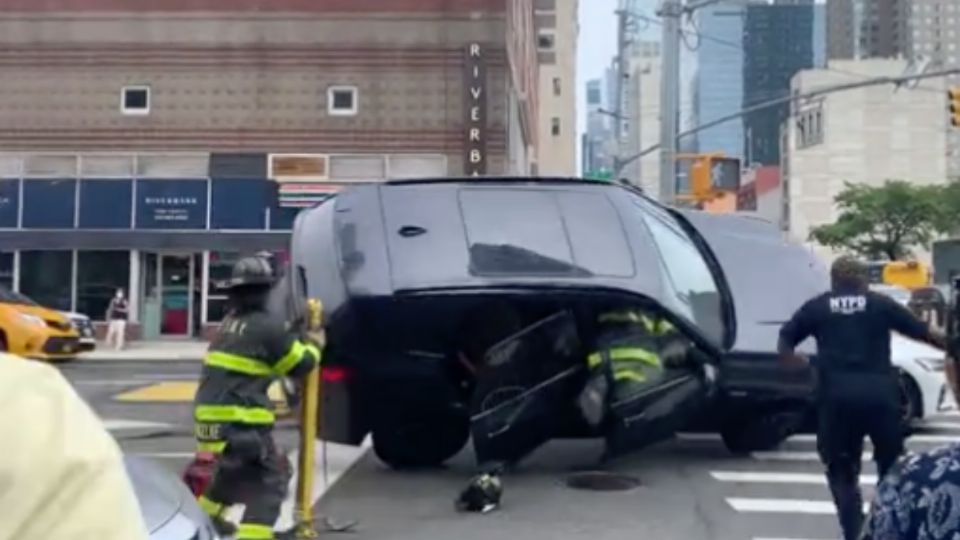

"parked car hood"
[676,211,827,355]
[124,456,183,533]
[891,333,942,361]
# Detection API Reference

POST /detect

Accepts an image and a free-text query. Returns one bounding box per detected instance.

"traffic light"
[689,154,741,200]
[949,87,960,128]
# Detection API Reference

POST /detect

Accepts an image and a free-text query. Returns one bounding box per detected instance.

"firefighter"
[194,255,322,540]
[579,307,688,460]
[778,256,946,540]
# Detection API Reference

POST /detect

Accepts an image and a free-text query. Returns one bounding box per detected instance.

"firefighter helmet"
[223,256,275,289]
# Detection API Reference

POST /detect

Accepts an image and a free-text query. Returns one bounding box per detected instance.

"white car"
[892,333,956,426]
[869,284,954,425]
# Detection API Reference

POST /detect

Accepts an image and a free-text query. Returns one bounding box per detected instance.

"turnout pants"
[817,388,903,540]
[196,423,291,540]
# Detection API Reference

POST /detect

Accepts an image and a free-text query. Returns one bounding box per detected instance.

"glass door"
[160,254,194,337]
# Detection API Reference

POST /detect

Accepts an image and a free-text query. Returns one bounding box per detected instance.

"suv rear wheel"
[372,410,470,469]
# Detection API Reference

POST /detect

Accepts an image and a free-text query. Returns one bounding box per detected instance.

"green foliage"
[808,180,943,260]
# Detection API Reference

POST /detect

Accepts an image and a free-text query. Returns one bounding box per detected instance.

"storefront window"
[0,252,12,289]
[76,251,130,320]
[19,250,73,311]
[210,178,269,230]
[22,179,77,229]
[207,251,241,323]
[78,179,133,229]
[0,179,19,228]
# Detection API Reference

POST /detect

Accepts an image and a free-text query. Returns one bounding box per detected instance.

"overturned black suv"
[281,178,819,469]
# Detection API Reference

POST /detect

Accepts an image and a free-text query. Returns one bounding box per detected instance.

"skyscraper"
[827,0,911,60]
[743,1,825,166]
[693,3,747,160]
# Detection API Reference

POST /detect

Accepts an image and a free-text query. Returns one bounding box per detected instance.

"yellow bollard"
[294,299,323,538]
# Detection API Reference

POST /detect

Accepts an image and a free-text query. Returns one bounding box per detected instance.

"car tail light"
[321,365,350,383]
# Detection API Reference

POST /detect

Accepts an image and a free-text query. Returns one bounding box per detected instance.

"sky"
[576,0,618,159]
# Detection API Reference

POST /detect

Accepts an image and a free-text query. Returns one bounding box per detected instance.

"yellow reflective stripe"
[275,340,321,375]
[197,495,224,516]
[197,440,227,454]
[205,351,273,376]
[613,369,648,383]
[237,523,275,539]
[608,347,661,367]
[599,311,641,324]
[587,352,602,368]
[195,404,276,425]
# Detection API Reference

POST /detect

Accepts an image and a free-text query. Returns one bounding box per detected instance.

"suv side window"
[635,202,725,344]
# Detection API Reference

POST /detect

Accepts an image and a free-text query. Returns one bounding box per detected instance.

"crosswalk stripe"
[678,432,958,444]
[727,497,869,515]
[753,538,834,540]
[711,471,878,485]
[751,450,874,462]
[917,422,960,431]
[102,419,174,431]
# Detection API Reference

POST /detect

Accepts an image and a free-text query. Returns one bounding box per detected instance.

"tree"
[809,180,942,260]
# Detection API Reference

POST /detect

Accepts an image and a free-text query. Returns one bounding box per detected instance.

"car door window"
[635,203,725,344]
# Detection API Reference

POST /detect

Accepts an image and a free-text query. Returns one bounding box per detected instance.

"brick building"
[0,0,539,340]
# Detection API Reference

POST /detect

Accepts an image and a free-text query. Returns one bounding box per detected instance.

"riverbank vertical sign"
[464,43,487,176]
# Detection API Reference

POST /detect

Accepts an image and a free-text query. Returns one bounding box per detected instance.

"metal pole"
[614,7,628,146]
[658,0,683,204]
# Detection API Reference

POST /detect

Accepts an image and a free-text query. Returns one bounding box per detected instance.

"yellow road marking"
[115,381,199,402]
[114,380,291,413]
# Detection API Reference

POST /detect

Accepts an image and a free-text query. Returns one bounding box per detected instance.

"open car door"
[469,311,585,465]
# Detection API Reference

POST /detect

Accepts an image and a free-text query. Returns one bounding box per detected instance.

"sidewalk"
[83,340,206,361]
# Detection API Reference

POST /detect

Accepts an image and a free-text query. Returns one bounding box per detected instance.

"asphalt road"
[59,358,960,540]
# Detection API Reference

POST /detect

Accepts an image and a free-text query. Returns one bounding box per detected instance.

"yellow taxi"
[0,287,82,360]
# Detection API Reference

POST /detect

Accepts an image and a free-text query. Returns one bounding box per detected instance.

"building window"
[19,250,73,311]
[551,117,561,136]
[553,77,561,96]
[327,86,358,116]
[76,251,130,320]
[121,86,150,115]
[537,31,555,50]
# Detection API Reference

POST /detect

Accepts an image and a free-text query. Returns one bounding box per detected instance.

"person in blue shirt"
[778,256,946,540]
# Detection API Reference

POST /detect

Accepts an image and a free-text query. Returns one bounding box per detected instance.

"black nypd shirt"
[780,289,932,398]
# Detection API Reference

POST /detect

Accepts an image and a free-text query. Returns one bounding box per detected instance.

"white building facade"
[910,0,960,178]
[784,59,948,260]
[534,0,578,176]
[623,41,662,198]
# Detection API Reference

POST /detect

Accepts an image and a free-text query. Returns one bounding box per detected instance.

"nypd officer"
[778,256,946,540]
[194,255,321,540]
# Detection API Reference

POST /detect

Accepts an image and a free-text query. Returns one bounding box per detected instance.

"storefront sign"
[270,154,328,179]
[79,179,133,229]
[464,43,487,176]
[22,179,76,229]
[210,177,268,230]
[0,179,18,228]
[135,179,208,230]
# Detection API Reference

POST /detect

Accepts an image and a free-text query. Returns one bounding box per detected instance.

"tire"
[0,331,7,352]
[897,371,922,433]
[372,411,470,470]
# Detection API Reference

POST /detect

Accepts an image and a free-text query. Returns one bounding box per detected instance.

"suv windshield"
[0,287,38,306]
[633,199,726,344]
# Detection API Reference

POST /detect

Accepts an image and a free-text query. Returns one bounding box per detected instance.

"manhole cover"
[565,471,641,491]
